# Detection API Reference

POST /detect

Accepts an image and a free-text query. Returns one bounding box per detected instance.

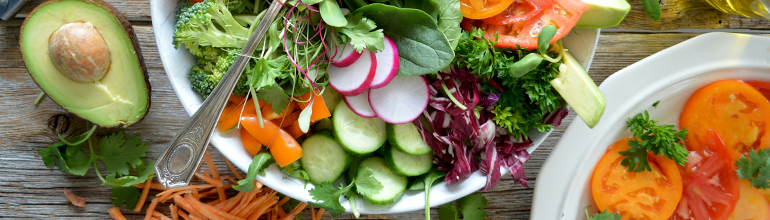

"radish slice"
[370,36,399,89]
[328,42,362,67]
[369,75,429,124]
[343,90,377,118]
[328,50,376,96]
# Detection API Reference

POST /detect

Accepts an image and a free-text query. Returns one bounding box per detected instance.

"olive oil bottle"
[705,0,770,19]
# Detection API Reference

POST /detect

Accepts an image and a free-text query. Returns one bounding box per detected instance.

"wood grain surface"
[1,0,768,219]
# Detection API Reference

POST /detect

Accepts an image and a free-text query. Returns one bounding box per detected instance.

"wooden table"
[1,0,767,219]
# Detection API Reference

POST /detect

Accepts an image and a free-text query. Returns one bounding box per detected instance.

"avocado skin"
[20,0,151,128]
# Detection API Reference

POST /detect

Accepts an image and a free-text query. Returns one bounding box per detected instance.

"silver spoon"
[154,0,285,188]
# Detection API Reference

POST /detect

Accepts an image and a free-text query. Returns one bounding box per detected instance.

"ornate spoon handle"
[154,0,284,188]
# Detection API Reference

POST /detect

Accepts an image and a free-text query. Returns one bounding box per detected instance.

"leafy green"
[619,110,689,172]
[319,0,348,27]
[257,85,292,114]
[337,13,385,53]
[234,153,275,192]
[437,193,488,220]
[111,186,141,209]
[652,100,661,108]
[509,53,545,78]
[95,132,149,176]
[433,0,462,49]
[438,202,459,220]
[246,55,289,91]
[38,128,154,208]
[586,207,621,220]
[537,25,557,54]
[736,149,770,189]
[404,0,439,20]
[422,168,446,219]
[457,193,487,220]
[308,167,382,217]
[356,4,454,76]
[280,161,311,182]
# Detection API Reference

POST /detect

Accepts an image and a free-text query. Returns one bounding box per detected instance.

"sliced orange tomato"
[747,81,770,99]
[728,180,770,220]
[297,91,332,123]
[240,127,262,156]
[240,114,302,167]
[459,0,516,19]
[482,0,553,25]
[461,0,587,49]
[591,138,683,220]
[272,111,301,128]
[670,130,740,220]
[262,102,297,121]
[680,80,770,160]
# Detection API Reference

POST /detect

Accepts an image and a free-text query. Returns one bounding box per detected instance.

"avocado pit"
[48,22,111,83]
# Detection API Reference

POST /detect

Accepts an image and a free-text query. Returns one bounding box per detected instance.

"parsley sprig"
[38,125,154,208]
[735,149,770,189]
[307,167,383,217]
[620,110,689,172]
[586,206,621,220]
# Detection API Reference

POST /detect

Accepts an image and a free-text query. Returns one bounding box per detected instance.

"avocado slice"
[20,0,150,127]
[550,51,605,128]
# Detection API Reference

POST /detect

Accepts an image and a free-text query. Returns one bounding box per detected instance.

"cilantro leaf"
[246,55,289,91]
[354,167,383,196]
[620,110,689,172]
[457,193,487,220]
[111,186,140,209]
[233,153,275,192]
[307,182,348,213]
[736,149,770,189]
[103,161,156,187]
[438,202,459,220]
[338,13,385,53]
[95,132,148,176]
[38,142,91,176]
[257,85,291,114]
[586,207,621,220]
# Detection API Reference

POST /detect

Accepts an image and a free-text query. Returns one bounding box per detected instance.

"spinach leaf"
[404,0,439,21]
[433,0,463,49]
[356,4,454,76]
[319,0,348,27]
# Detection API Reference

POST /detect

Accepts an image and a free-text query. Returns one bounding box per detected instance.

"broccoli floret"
[188,49,249,97]
[173,0,251,48]
[184,42,223,60]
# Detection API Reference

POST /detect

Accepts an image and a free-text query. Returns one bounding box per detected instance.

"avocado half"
[20,0,151,127]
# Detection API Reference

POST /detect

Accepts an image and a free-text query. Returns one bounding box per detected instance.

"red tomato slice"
[460,0,517,19]
[482,0,554,25]
[728,180,770,220]
[670,130,740,220]
[747,81,770,99]
[461,0,587,49]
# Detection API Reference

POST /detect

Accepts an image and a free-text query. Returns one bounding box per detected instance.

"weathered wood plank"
[616,0,770,30]
[18,0,152,21]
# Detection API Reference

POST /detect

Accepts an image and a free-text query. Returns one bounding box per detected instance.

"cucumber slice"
[300,130,351,184]
[312,118,333,132]
[357,156,407,204]
[387,122,432,155]
[383,145,432,176]
[333,101,387,155]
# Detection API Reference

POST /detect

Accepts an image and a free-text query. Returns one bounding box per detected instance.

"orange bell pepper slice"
[240,114,302,167]
[286,121,305,139]
[297,91,331,122]
[219,99,265,131]
[240,127,262,155]
[261,102,297,120]
[272,111,301,128]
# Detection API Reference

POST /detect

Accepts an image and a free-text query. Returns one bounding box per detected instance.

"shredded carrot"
[246,195,278,220]
[279,202,307,220]
[276,196,291,207]
[224,176,239,185]
[160,214,172,220]
[108,207,126,220]
[204,169,210,179]
[223,158,244,180]
[203,151,227,203]
[193,173,224,187]
[207,199,222,206]
[134,182,168,190]
[178,210,191,220]
[173,195,208,220]
[310,205,316,220]
[170,204,179,220]
[184,194,224,220]
[192,188,200,200]
[199,185,232,198]
[316,208,325,220]
[152,211,161,217]
[143,197,160,220]
[135,178,153,212]
[156,185,214,198]
[159,190,191,203]
[237,190,276,217]
[63,188,85,207]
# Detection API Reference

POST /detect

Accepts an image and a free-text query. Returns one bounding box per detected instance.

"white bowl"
[531,32,770,219]
[150,0,599,214]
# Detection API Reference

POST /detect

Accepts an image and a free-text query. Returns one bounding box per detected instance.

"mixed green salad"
[172,0,612,218]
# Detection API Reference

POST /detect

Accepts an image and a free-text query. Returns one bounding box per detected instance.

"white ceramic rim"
[150,0,600,213]
[531,32,770,219]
